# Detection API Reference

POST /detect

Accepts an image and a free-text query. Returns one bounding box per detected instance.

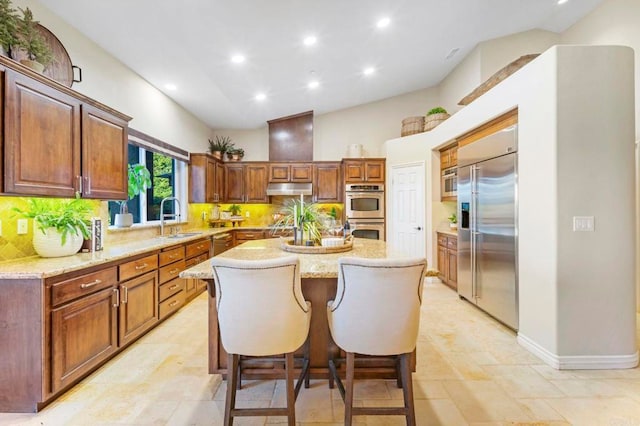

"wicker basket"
[424,113,450,131]
[401,116,425,137]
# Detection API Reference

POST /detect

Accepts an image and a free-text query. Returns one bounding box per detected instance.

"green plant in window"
[119,163,152,214]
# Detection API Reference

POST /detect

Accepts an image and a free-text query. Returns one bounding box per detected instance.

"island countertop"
[180,237,409,279]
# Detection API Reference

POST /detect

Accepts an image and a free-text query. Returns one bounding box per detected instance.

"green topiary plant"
[16,7,52,67]
[0,0,19,53]
[208,135,234,154]
[13,197,93,244]
[427,107,448,116]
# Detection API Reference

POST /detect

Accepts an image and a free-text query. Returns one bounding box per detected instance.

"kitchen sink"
[165,232,203,239]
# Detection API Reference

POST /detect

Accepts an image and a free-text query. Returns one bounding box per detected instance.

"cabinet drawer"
[185,239,211,258]
[51,267,117,307]
[159,246,185,266]
[235,230,265,241]
[159,259,186,284]
[447,237,457,250]
[437,234,448,247]
[186,253,209,269]
[159,278,185,301]
[119,254,158,282]
[159,290,185,319]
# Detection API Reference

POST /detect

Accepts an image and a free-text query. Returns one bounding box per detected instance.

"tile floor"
[2,280,640,425]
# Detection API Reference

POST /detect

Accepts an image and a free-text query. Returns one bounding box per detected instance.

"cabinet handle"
[77,175,83,194]
[113,288,120,308]
[169,268,179,274]
[80,279,102,289]
[169,284,179,290]
[168,300,179,308]
[197,245,204,250]
[122,286,128,303]
[134,263,148,270]
[84,176,91,195]
[168,254,177,259]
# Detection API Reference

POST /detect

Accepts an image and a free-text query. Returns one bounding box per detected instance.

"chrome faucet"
[160,196,182,237]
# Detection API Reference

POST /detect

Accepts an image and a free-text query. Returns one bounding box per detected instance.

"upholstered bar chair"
[211,255,311,426]
[327,256,426,426]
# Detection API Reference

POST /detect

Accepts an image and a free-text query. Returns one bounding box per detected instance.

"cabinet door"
[119,271,158,346]
[4,69,81,197]
[437,244,448,284]
[51,287,118,393]
[365,160,385,182]
[81,104,128,200]
[245,164,269,203]
[440,149,451,169]
[269,164,290,182]
[215,160,225,202]
[206,157,217,203]
[447,249,457,290]
[225,163,245,203]
[291,163,312,182]
[313,163,342,202]
[343,161,365,183]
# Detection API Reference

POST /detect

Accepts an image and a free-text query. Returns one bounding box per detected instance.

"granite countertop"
[0,227,234,279]
[180,238,408,280]
[437,227,458,237]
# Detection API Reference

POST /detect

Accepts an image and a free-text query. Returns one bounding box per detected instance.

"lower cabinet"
[118,271,159,345]
[437,232,457,290]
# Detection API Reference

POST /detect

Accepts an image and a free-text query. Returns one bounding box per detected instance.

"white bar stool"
[327,256,426,426]
[211,255,311,426]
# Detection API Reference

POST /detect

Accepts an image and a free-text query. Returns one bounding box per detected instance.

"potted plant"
[0,0,19,57]
[448,213,457,229]
[208,135,234,160]
[15,7,52,73]
[228,204,242,217]
[13,197,93,258]
[424,106,451,131]
[114,164,152,228]
[226,148,244,161]
[272,199,329,245]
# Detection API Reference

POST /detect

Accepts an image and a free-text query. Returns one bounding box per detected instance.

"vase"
[20,59,45,73]
[33,225,84,258]
[211,151,223,160]
[114,213,133,227]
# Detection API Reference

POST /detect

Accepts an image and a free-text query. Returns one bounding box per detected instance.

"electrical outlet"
[245,211,250,218]
[17,219,28,234]
[573,216,594,232]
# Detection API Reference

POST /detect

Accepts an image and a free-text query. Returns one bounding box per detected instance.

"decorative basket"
[424,113,450,131]
[280,236,353,254]
[401,116,425,137]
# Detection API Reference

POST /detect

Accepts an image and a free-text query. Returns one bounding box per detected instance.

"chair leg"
[399,353,416,426]
[236,355,242,390]
[304,337,311,389]
[224,353,239,426]
[395,355,403,388]
[285,352,296,426]
[344,352,355,426]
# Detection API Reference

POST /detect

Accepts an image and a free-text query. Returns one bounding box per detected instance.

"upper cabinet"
[225,162,269,203]
[2,60,130,199]
[313,162,342,203]
[343,159,385,183]
[440,145,458,170]
[189,153,225,203]
[268,163,312,183]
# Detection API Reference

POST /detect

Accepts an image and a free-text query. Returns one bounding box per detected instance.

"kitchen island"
[181,237,418,381]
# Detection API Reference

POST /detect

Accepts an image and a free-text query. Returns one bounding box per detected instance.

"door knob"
[414,226,422,231]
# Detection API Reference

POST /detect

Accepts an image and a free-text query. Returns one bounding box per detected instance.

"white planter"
[114,213,133,227]
[33,226,84,258]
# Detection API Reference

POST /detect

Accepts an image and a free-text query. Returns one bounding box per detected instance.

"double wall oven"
[345,184,385,240]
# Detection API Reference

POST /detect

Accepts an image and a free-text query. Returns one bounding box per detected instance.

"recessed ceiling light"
[164,83,177,91]
[231,54,245,64]
[303,36,317,46]
[376,17,390,29]
[308,80,319,89]
[363,67,375,76]
[557,0,569,4]
[255,93,266,101]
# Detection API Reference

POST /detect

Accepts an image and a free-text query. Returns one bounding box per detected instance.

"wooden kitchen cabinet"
[225,162,269,203]
[183,238,212,301]
[269,162,313,183]
[440,144,458,170]
[2,62,130,199]
[437,232,457,290]
[118,270,158,346]
[343,158,385,183]
[189,153,225,203]
[234,229,265,247]
[313,162,342,202]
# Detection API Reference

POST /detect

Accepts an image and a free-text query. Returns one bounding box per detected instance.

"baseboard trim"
[517,333,639,370]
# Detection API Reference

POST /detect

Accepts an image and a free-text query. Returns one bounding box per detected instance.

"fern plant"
[13,198,93,244]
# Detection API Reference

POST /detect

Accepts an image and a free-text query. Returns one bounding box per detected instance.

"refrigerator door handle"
[471,165,479,298]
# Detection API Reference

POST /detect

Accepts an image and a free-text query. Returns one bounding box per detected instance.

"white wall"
[16,0,212,153]
[385,45,637,369]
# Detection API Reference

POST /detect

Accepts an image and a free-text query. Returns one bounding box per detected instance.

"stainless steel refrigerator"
[457,125,518,330]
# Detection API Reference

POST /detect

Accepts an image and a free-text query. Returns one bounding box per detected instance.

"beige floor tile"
[548,378,629,397]
[166,400,266,425]
[544,396,640,426]
[516,398,566,421]
[481,365,565,398]
[214,379,277,401]
[267,380,334,424]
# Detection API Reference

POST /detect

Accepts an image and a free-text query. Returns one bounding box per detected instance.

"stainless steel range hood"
[266,182,313,196]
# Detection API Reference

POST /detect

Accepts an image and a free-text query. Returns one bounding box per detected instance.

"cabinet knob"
[414,227,422,231]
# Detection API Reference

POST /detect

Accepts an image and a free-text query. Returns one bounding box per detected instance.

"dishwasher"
[212,233,233,256]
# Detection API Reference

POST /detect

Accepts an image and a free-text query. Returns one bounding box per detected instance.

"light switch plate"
[573,216,594,232]
[17,219,28,234]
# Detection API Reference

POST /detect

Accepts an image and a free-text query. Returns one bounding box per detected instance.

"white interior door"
[390,162,425,257]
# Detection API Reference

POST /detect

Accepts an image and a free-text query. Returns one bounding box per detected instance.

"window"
[108,144,187,226]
